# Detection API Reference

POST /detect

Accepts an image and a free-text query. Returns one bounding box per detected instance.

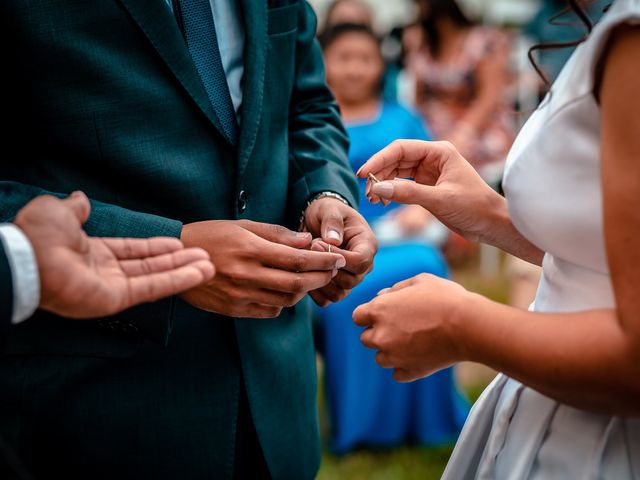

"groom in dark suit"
[0,1,376,479]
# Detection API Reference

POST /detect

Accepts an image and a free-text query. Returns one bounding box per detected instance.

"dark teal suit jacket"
[0,1,358,478]
[0,242,13,336]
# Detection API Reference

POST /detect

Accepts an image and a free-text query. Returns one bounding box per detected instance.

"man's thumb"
[63,191,91,224]
[370,179,434,207]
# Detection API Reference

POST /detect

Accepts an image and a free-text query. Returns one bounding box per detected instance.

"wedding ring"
[328,245,332,253]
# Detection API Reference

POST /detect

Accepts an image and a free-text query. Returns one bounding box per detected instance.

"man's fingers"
[331,270,360,290]
[62,191,91,224]
[236,267,336,296]
[393,368,417,383]
[240,220,312,249]
[226,302,283,319]
[126,259,215,305]
[313,282,350,303]
[311,241,373,276]
[309,290,331,307]
[261,242,346,272]
[102,237,185,259]
[120,247,212,276]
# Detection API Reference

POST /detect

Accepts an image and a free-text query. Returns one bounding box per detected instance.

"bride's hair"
[529,0,611,87]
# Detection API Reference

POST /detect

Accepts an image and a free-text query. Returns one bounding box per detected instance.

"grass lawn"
[316,254,509,479]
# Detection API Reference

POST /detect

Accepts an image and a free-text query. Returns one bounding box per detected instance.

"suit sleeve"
[0,181,183,345]
[0,239,14,338]
[285,2,359,227]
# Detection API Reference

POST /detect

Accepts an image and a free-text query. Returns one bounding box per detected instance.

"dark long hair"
[418,0,474,58]
[529,0,611,87]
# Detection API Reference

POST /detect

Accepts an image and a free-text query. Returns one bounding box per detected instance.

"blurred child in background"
[316,21,468,454]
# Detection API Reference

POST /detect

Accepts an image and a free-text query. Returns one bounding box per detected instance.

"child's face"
[324,32,384,106]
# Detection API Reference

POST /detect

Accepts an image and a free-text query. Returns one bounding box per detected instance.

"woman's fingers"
[370,178,439,208]
[357,139,445,179]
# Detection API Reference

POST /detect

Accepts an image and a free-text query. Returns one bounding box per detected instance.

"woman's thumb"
[370,179,435,207]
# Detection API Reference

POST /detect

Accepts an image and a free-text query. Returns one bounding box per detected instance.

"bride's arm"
[353,26,640,415]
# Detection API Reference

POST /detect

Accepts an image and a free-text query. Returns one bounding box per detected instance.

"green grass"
[316,259,508,479]
[318,446,455,480]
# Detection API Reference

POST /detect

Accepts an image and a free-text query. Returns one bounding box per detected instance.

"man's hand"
[304,197,377,307]
[14,192,215,319]
[180,220,347,318]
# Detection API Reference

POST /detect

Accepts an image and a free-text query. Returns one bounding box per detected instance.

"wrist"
[477,191,511,246]
[450,290,488,362]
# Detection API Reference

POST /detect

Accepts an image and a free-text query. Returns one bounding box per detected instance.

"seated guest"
[317,23,468,454]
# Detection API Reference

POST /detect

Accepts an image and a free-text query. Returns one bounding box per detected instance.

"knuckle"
[292,253,308,272]
[270,223,288,236]
[440,140,457,154]
[281,293,298,308]
[289,275,306,294]
[416,273,433,283]
[265,307,282,318]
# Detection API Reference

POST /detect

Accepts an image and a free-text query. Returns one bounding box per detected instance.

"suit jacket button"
[238,190,247,213]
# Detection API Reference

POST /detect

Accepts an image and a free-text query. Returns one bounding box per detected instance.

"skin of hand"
[352,273,469,382]
[303,196,378,307]
[350,27,640,415]
[180,219,347,318]
[357,140,543,265]
[13,192,215,319]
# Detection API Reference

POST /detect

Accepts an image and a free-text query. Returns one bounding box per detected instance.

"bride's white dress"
[442,1,640,478]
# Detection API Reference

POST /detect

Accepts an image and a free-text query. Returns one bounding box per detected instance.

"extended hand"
[304,197,377,306]
[352,273,471,382]
[180,219,347,318]
[14,192,215,319]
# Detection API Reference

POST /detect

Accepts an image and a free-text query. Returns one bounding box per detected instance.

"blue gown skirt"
[317,242,469,454]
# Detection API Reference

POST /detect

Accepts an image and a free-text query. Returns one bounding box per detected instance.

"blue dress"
[317,102,469,454]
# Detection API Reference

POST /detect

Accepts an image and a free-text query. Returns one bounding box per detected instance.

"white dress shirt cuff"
[0,224,40,324]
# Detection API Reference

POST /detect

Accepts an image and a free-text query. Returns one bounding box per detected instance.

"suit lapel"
[237,0,268,180]
[118,0,231,145]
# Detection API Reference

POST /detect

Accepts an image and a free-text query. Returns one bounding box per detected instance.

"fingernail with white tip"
[327,230,341,241]
[371,182,393,199]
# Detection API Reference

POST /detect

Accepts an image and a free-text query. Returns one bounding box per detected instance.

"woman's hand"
[358,140,543,264]
[358,140,503,242]
[352,273,473,382]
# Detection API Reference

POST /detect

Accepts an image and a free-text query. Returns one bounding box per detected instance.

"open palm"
[14,192,214,319]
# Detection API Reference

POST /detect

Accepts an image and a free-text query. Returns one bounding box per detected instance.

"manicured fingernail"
[296,231,311,238]
[356,166,363,176]
[332,269,338,277]
[371,182,393,199]
[336,257,346,268]
[327,230,341,241]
